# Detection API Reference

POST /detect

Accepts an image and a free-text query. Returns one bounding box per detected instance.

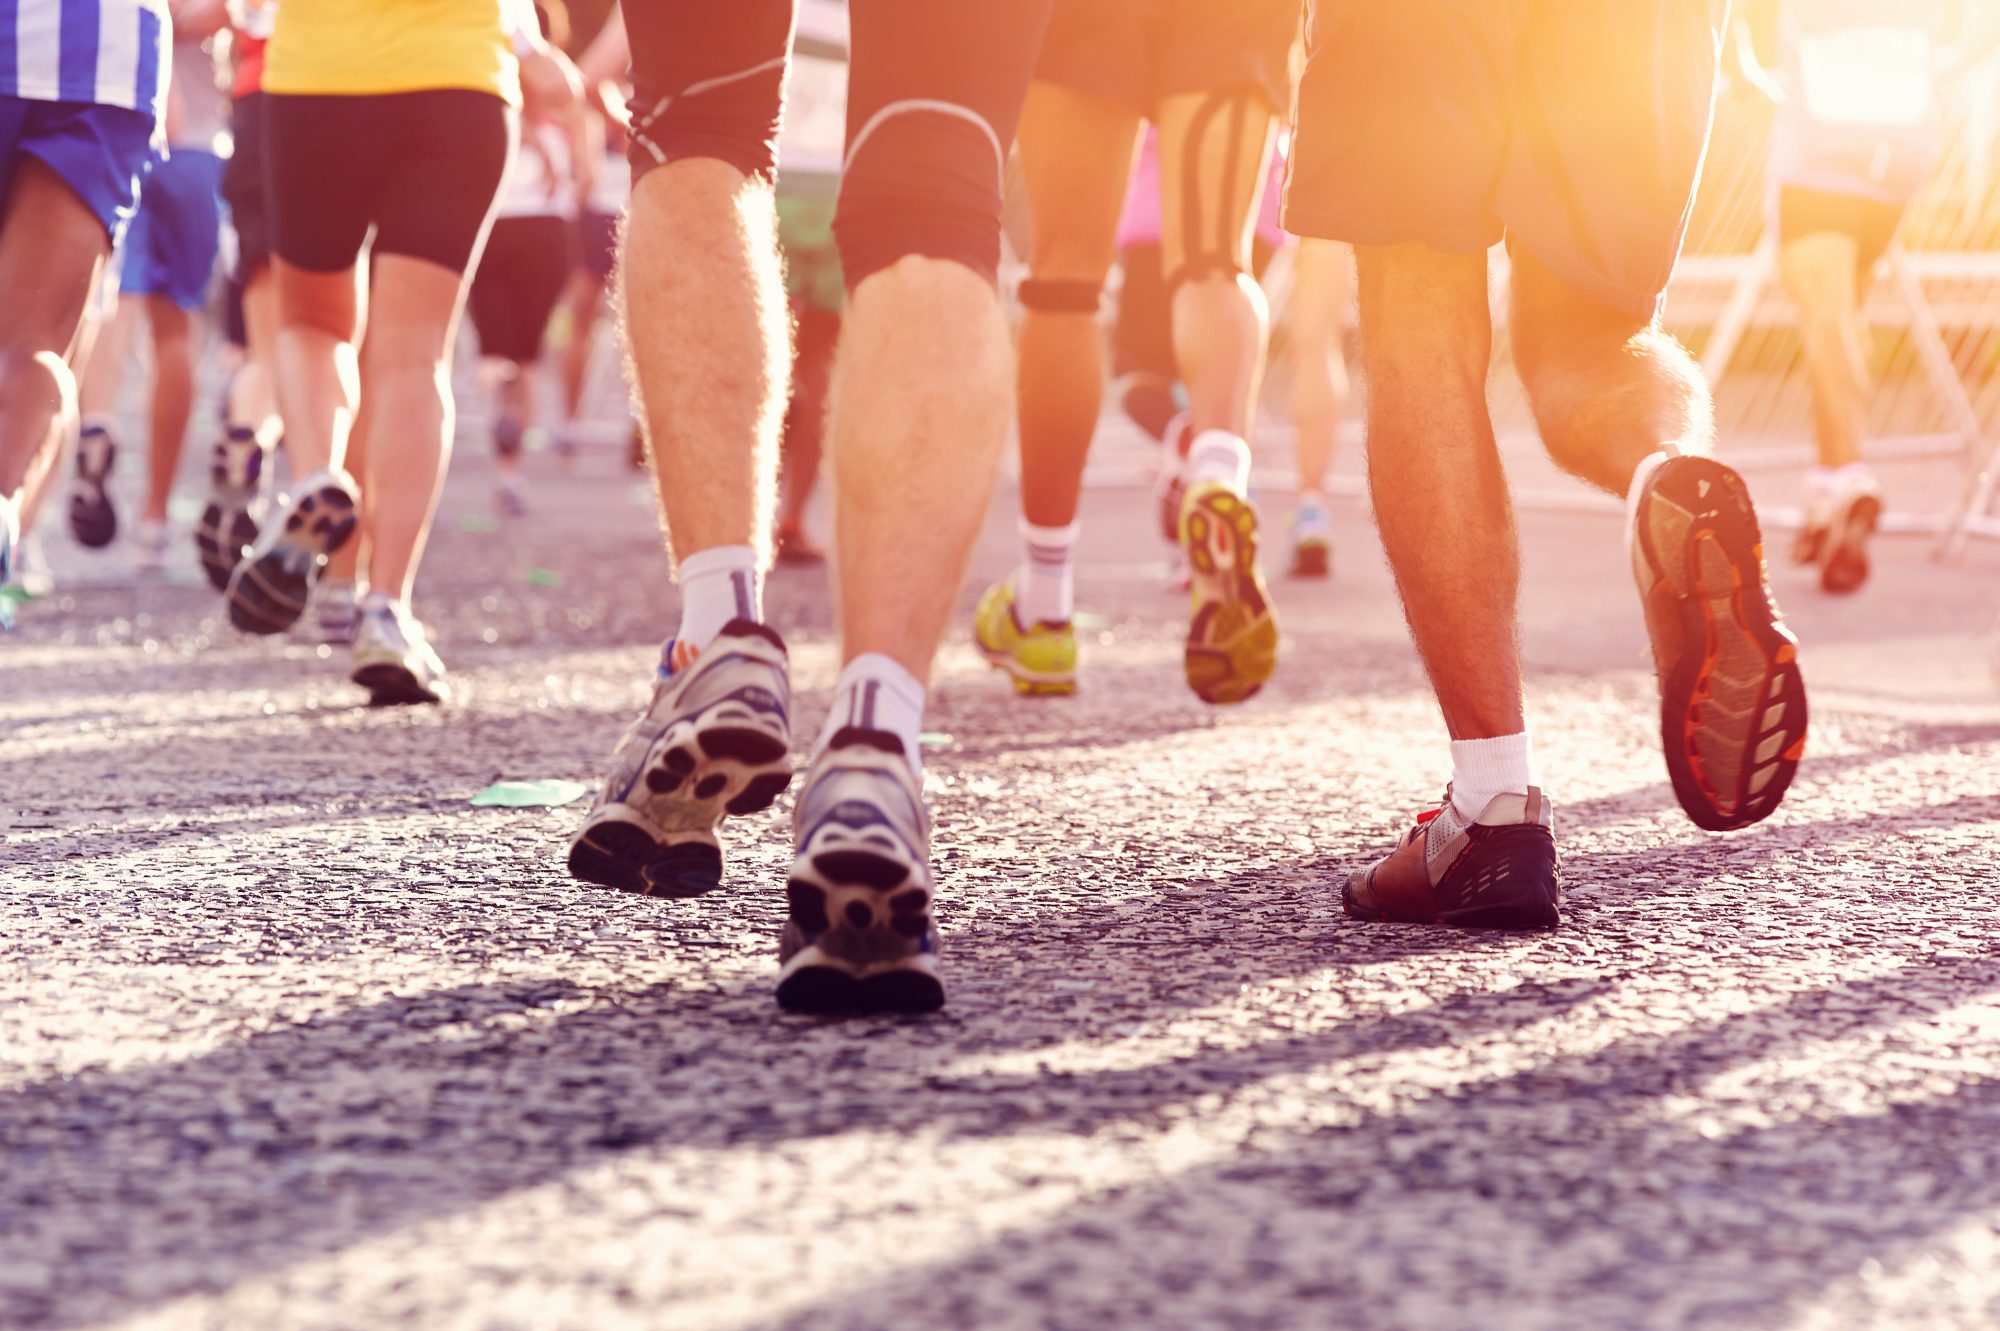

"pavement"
[5,417,2000,1331]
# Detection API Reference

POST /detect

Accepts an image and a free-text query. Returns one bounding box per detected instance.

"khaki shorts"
[1281,0,1728,320]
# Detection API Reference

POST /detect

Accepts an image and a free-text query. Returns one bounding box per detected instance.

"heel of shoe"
[1438,826,1561,929]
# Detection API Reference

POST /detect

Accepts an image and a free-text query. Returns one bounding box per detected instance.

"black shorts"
[469,214,578,363]
[264,88,515,275]
[578,208,619,283]
[1034,0,1299,117]
[221,92,272,278]
[1284,0,1727,321]
[1777,186,1906,287]
[623,0,1053,292]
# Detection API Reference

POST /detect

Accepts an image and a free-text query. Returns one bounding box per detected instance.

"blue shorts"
[0,96,157,247]
[121,146,225,309]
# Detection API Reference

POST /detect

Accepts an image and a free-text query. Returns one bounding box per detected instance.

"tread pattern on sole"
[1181,488,1278,706]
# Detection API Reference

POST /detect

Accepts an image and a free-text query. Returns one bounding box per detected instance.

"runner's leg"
[140,297,194,525]
[0,159,107,503]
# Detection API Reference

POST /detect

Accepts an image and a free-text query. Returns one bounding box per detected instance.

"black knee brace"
[626,57,790,183]
[834,99,1009,292]
[1017,278,1103,314]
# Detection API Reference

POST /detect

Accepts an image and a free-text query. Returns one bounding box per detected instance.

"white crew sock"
[675,544,760,657]
[1015,518,1078,626]
[1449,733,1534,820]
[818,653,926,773]
[1186,429,1251,493]
[1806,464,1838,496]
[1623,447,1675,553]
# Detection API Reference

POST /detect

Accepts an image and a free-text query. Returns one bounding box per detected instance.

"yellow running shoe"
[1180,480,1278,704]
[974,578,1077,696]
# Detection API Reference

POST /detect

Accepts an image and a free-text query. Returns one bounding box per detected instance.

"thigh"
[1016,80,1142,282]
[0,152,113,354]
[624,0,796,180]
[1154,87,1278,282]
[1287,237,1353,347]
[1283,0,1510,252]
[264,95,376,274]
[12,100,157,248]
[1498,0,1728,322]
[373,91,515,277]
[1507,242,1653,386]
[1033,0,1147,115]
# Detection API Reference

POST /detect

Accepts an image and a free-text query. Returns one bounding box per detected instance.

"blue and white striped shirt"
[0,0,170,120]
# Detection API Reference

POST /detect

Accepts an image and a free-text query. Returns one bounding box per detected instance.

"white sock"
[1807,465,1838,495]
[1449,733,1534,820]
[818,653,925,772]
[1186,429,1251,493]
[1015,518,1078,625]
[675,544,760,656]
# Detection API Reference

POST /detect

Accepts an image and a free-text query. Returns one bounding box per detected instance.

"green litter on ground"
[526,567,562,587]
[469,779,591,808]
[458,514,499,534]
[919,732,953,749]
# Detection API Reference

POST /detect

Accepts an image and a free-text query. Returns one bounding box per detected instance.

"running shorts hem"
[0,97,158,247]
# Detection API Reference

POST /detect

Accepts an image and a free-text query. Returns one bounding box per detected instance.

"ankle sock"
[675,544,760,659]
[1016,518,1078,625]
[1186,429,1251,493]
[818,653,925,773]
[1449,733,1534,820]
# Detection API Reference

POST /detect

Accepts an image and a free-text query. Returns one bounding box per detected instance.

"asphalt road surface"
[6,428,2000,1331]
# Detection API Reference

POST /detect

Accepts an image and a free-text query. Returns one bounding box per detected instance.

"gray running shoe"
[777,728,942,1014]
[568,620,793,897]
[350,595,447,705]
[196,427,266,592]
[225,467,358,636]
[68,424,118,549]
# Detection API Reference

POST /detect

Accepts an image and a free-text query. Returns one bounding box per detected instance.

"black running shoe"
[68,424,117,549]
[1345,788,1561,929]
[1630,454,1807,832]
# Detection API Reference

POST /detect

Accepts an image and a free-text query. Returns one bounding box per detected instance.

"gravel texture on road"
[5,445,2000,1331]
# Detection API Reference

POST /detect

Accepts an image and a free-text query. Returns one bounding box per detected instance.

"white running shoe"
[225,467,359,635]
[315,578,359,644]
[133,519,169,575]
[350,593,448,705]
[0,493,18,628]
[568,619,793,897]
[196,427,267,592]
[777,729,942,1014]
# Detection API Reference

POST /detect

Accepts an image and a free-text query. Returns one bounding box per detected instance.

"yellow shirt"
[264,0,525,105]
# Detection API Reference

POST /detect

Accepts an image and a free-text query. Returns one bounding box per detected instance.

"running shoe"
[68,424,118,549]
[1630,453,1807,832]
[195,427,266,592]
[778,728,942,1014]
[1288,499,1334,579]
[224,467,359,636]
[1812,469,1883,595]
[132,519,169,575]
[774,523,825,566]
[568,619,793,897]
[1346,788,1561,929]
[6,529,51,599]
[0,493,18,629]
[350,594,448,705]
[314,578,359,644]
[1153,412,1192,546]
[974,576,1077,696]
[496,477,527,520]
[1180,480,1278,704]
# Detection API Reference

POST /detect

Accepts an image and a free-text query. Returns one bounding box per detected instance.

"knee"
[1354,244,1490,388]
[835,100,1008,293]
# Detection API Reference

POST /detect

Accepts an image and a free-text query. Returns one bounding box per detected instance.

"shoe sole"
[778,839,942,1015]
[1344,826,1561,930]
[1181,486,1278,705]
[1636,456,1807,832]
[351,660,445,707]
[1819,493,1880,595]
[195,502,259,593]
[568,722,792,897]
[68,436,117,550]
[224,482,357,635]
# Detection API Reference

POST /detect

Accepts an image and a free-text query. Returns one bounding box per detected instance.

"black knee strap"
[1017,278,1104,313]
